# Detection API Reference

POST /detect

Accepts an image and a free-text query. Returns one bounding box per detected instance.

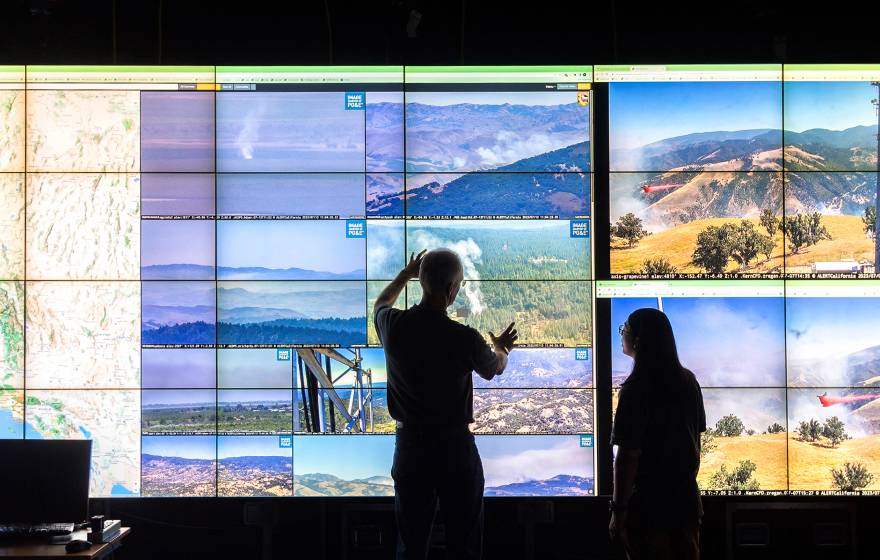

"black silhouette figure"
[610,307,706,560]
[373,248,517,560]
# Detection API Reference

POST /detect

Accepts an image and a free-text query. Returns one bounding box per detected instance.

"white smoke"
[411,230,485,314]
[676,300,785,387]
[475,131,557,168]
[367,240,389,275]
[702,389,786,433]
[608,174,663,233]
[236,100,267,160]
[787,389,873,439]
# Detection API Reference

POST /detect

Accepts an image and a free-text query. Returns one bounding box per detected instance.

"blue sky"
[309,348,388,386]
[610,296,785,387]
[142,389,215,406]
[610,81,782,149]
[142,349,216,388]
[359,348,388,381]
[294,435,394,480]
[785,81,878,132]
[142,435,215,460]
[141,220,215,267]
[406,91,581,107]
[367,92,403,104]
[787,296,880,362]
[219,349,293,388]
[219,435,291,458]
[217,220,364,273]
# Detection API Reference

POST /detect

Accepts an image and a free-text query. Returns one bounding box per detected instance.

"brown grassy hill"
[611,214,876,275]
[698,432,788,490]
[611,217,784,274]
[788,433,880,490]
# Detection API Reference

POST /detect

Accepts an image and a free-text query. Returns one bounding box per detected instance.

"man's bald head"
[419,248,464,297]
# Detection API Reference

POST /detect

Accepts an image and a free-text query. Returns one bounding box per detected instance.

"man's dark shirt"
[610,368,706,527]
[374,301,500,426]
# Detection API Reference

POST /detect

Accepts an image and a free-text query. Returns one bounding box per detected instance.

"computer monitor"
[0,440,91,523]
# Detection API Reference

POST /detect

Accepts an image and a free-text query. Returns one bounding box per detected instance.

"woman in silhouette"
[609,307,706,560]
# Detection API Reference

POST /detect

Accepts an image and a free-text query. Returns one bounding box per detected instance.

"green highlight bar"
[216,66,403,83]
[596,279,784,298]
[0,66,25,83]
[595,64,781,82]
[784,64,880,81]
[27,65,214,83]
[597,280,784,288]
[785,280,880,297]
[405,66,593,84]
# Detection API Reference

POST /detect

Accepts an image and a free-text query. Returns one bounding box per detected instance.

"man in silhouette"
[374,248,518,560]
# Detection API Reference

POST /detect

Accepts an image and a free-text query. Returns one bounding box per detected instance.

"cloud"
[481,440,590,488]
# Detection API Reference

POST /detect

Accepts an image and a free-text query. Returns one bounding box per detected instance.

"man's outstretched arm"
[475,322,518,380]
[374,250,426,310]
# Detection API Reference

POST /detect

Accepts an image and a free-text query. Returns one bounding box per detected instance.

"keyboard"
[0,523,75,537]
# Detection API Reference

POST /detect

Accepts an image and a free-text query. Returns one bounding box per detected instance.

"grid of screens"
[0,66,595,497]
[599,64,880,495]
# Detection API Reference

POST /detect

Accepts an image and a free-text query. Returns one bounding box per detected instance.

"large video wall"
[0,66,595,497]
[598,64,880,495]
[1,64,879,498]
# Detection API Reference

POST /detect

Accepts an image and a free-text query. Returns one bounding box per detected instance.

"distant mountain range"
[142,264,366,281]
[789,344,880,388]
[390,142,590,217]
[365,101,404,172]
[143,453,214,468]
[485,475,593,496]
[294,472,394,497]
[613,125,880,227]
[612,125,877,172]
[613,129,780,171]
[219,286,364,320]
[404,102,590,173]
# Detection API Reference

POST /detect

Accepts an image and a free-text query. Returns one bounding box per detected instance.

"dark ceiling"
[0,0,877,65]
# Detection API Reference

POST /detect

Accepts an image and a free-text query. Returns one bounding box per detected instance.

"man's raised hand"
[489,322,518,353]
[401,249,428,280]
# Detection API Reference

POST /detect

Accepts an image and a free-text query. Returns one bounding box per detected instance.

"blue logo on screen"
[279,436,292,448]
[575,348,589,361]
[345,92,365,110]
[580,435,594,448]
[346,219,367,238]
[570,220,590,238]
[276,348,291,361]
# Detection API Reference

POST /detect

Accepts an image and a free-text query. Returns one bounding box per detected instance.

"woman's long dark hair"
[624,308,687,391]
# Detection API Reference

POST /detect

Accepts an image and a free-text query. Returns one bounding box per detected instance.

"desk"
[0,528,130,559]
